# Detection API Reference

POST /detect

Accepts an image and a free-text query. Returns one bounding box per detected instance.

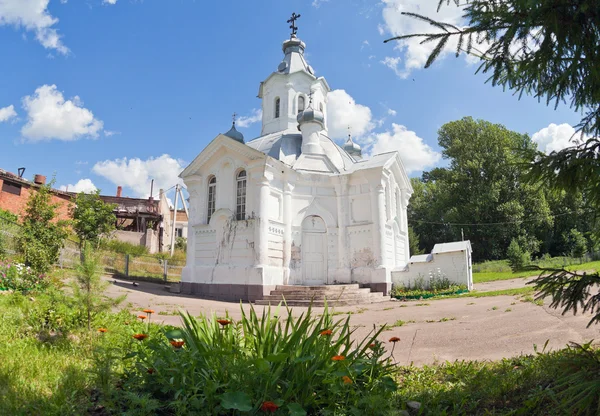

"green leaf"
[220,391,253,412]
[253,358,270,372]
[287,403,307,416]
[165,329,184,340]
[266,352,288,363]
[293,355,314,363]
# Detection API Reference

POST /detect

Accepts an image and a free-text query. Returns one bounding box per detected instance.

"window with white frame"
[275,97,280,118]
[236,170,247,220]
[207,176,216,223]
[298,95,305,114]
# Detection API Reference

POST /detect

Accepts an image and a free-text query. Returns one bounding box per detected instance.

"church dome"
[343,135,362,159]
[296,106,325,126]
[224,122,244,143]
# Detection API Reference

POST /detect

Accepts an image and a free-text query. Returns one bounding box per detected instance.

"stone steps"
[255,284,389,307]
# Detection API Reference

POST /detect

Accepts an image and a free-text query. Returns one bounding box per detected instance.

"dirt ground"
[105,277,600,366]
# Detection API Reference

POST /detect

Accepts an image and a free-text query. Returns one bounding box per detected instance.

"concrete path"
[105,276,600,366]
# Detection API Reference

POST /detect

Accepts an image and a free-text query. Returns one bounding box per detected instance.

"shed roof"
[409,253,433,263]
[431,241,472,254]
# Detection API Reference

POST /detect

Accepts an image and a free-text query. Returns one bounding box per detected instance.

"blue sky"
[0,0,581,202]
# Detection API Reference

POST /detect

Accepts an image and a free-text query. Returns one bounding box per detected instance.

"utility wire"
[411,208,597,227]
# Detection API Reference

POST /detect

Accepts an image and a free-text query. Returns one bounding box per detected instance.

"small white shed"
[392,240,473,290]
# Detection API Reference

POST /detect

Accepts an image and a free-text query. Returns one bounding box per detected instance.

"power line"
[411,208,597,227]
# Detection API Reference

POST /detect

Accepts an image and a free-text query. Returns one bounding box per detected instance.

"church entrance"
[301,215,327,285]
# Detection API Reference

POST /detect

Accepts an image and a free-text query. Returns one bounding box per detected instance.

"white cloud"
[387,108,397,116]
[104,130,120,137]
[0,0,69,54]
[92,154,185,198]
[103,0,117,4]
[532,123,581,154]
[367,123,441,174]
[236,109,262,128]
[312,0,329,8]
[0,105,17,122]
[327,89,375,139]
[379,0,466,78]
[21,84,104,141]
[59,178,97,194]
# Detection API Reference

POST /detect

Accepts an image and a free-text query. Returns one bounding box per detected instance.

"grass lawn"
[473,258,600,283]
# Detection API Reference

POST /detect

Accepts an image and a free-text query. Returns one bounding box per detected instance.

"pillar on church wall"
[371,184,388,267]
[282,182,294,282]
[401,188,410,263]
[335,176,350,271]
[256,177,271,267]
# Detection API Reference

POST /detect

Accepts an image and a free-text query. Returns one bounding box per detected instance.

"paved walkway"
[105,276,599,366]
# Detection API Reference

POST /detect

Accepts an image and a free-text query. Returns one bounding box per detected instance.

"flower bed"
[392,287,469,300]
[0,261,48,292]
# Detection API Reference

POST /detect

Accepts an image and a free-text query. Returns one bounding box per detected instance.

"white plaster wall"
[392,251,473,290]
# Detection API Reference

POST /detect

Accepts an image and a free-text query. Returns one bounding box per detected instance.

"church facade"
[179,28,413,301]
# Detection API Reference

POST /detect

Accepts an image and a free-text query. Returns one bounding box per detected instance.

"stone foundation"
[361,282,392,296]
[180,282,277,302]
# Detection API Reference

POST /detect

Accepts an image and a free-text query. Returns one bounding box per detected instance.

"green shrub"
[175,236,187,252]
[507,239,530,271]
[102,239,149,257]
[116,305,399,415]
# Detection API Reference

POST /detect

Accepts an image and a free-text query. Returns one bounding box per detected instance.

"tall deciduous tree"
[72,191,116,250]
[410,117,552,262]
[19,183,69,273]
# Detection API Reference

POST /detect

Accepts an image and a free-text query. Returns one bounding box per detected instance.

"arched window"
[207,176,216,223]
[236,170,247,220]
[274,97,280,118]
[298,96,305,114]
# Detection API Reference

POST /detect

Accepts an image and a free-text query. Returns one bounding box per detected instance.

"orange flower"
[342,376,353,384]
[217,319,231,326]
[170,339,185,349]
[138,315,147,320]
[320,329,333,336]
[368,343,376,349]
[143,309,155,314]
[132,333,148,341]
[389,337,401,343]
[260,401,279,413]
[331,355,345,361]
[147,368,155,374]
[98,328,108,333]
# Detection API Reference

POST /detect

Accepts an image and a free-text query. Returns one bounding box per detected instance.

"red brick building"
[0,168,72,222]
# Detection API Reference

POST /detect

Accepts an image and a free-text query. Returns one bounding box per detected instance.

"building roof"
[98,195,161,218]
[431,241,472,254]
[409,253,433,263]
[224,122,244,143]
[0,168,72,198]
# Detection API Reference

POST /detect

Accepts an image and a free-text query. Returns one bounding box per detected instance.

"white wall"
[392,250,473,290]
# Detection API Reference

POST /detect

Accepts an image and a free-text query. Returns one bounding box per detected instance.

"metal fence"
[1,217,183,282]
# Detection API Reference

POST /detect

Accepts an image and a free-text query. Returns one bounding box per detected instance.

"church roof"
[223,123,244,143]
[246,132,365,172]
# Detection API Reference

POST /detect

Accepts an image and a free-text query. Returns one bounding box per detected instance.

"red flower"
[389,337,401,343]
[260,401,278,413]
[98,328,108,333]
[320,329,333,336]
[138,315,147,320]
[143,309,155,314]
[342,375,353,384]
[132,333,148,341]
[217,319,231,326]
[170,339,185,349]
[331,355,345,361]
[368,343,376,349]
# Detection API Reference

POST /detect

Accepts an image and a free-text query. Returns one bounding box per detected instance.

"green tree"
[409,117,552,261]
[72,246,124,331]
[564,229,588,259]
[19,183,69,273]
[386,1,600,324]
[507,238,530,271]
[407,226,424,256]
[72,191,116,250]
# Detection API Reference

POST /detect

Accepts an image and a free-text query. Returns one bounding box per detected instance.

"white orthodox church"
[179,24,414,301]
